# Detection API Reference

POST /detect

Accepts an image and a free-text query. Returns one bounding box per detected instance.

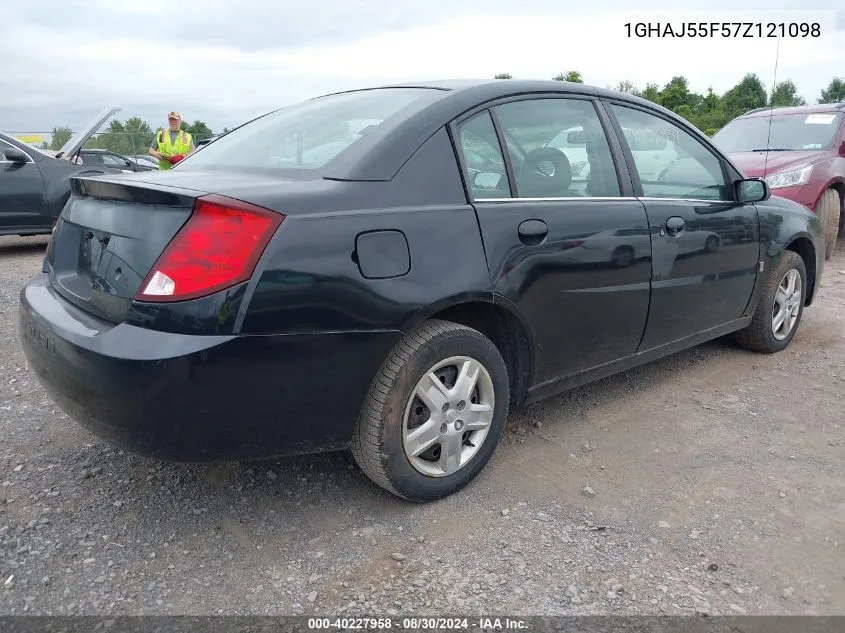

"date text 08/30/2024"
[624,22,820,38]
[307,617,528,630]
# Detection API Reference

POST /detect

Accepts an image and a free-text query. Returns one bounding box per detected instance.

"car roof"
[329,78,667,110]
[739,102,845,118]
[317,79,686,181]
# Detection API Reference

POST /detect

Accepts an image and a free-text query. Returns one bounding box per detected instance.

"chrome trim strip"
[478,196,639,203]
[638,197,732,204]
[475,196,731,204]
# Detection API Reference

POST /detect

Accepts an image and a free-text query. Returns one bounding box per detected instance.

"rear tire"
[351,319,510,502]
[734,251,806,354]
[819,188,841,260]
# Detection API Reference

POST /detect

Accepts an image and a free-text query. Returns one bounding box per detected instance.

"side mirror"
[4,147,29,164]
[567,131,588,144]
[839,140,845,157]
[736,178,770,203]
[473,171,504,190]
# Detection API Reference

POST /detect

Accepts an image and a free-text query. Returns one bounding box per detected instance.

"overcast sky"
[1,0,842,134]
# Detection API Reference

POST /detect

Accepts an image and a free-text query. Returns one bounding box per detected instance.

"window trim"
[448,93,634,203]
[601,99,739,203]
[488,108,518,198]
[453,109,515,199]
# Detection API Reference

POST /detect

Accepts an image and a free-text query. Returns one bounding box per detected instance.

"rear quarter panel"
[237,127,493,334]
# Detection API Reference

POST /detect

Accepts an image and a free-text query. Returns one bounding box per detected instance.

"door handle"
[518,219,548,245]
[665,216,685,237]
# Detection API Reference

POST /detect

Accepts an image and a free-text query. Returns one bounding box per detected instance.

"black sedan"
[19,80,825,501]
[76,148,157,172]
[1,107,125,236]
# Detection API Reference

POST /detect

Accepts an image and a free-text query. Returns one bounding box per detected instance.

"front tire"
[734,251,807,354]
[351,320,510,502]
[819,188,841,260]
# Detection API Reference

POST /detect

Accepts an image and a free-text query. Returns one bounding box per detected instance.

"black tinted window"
[610,105,731,201]
[180,88,441,173]
[457,112,511,199]
[493,98,621,198]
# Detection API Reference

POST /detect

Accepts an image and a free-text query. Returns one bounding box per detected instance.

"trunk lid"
[46,177,203,323]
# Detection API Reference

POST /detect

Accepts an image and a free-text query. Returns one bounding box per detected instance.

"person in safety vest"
[149,111,195,169]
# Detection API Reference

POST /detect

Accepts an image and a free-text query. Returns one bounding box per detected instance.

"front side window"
[712,112,843,152]
[493,98,621,198]
[457,111,511,199]
[178,88,442,174]
[610,104,731,201]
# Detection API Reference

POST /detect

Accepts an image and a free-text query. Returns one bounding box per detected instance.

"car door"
[0,139,49,232]
[605,102,760,350]
[453,96,652,385]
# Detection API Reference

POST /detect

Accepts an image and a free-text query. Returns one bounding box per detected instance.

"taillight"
[135,194,283,303]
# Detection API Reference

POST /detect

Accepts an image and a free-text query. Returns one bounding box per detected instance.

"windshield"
[178,88,442,174]
[712,112,842,152]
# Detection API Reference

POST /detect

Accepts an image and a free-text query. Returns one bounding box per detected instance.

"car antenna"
[762,36,780,180]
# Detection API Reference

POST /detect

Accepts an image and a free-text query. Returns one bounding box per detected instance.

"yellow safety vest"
[156,129,192,170]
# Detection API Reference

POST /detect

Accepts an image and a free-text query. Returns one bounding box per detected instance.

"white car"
[546,126,679,183]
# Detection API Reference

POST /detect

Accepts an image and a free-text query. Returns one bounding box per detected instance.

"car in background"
[131,155,160,168]
[712,102,845,259]
[1,107,126,236]
[19,80,825,502]
[76,148,156,172]
[195,136,218,148]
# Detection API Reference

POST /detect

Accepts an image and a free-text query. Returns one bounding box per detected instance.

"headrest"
[518,147,572,197]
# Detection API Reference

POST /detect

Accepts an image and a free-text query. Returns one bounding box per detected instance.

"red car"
[712,102,845,259]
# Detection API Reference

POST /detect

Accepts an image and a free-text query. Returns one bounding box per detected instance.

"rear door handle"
[665,216,685,237]
[518,219,548,245]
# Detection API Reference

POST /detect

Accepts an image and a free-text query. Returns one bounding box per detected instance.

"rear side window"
[493,98,621,198]
[179,88,441,174]
[457,111,512,199]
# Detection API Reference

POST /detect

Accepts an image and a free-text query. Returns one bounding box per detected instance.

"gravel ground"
[0,234,843,617]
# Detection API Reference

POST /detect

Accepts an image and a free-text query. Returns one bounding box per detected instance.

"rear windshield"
[712,112,842,152]
[178,88,441,174]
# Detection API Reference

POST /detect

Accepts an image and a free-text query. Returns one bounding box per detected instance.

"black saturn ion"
[20,80,824,501]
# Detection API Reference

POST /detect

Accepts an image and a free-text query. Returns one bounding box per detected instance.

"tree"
[722,73,767,118]
[659,76,697,112]
[553,71,583,83]
[122,116,155,155]
[91,119,131,154]
[770,80,806,107]
[184,120,214,143]
[613,80,637,94]
[49,126,73,150]
[688,87,730,132]
[819,77,845,104]
[637,83,661,104]
[494,73,512,79]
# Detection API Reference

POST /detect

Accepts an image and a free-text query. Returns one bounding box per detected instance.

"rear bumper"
[19,274,400,462]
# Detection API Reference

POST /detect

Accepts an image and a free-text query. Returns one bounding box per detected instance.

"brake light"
[135,194,283,302]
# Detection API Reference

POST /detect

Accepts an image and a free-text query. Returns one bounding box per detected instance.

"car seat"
[518,147,573,197]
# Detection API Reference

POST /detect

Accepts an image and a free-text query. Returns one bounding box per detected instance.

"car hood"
[56,107,121,159]
[728,150,823,178]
